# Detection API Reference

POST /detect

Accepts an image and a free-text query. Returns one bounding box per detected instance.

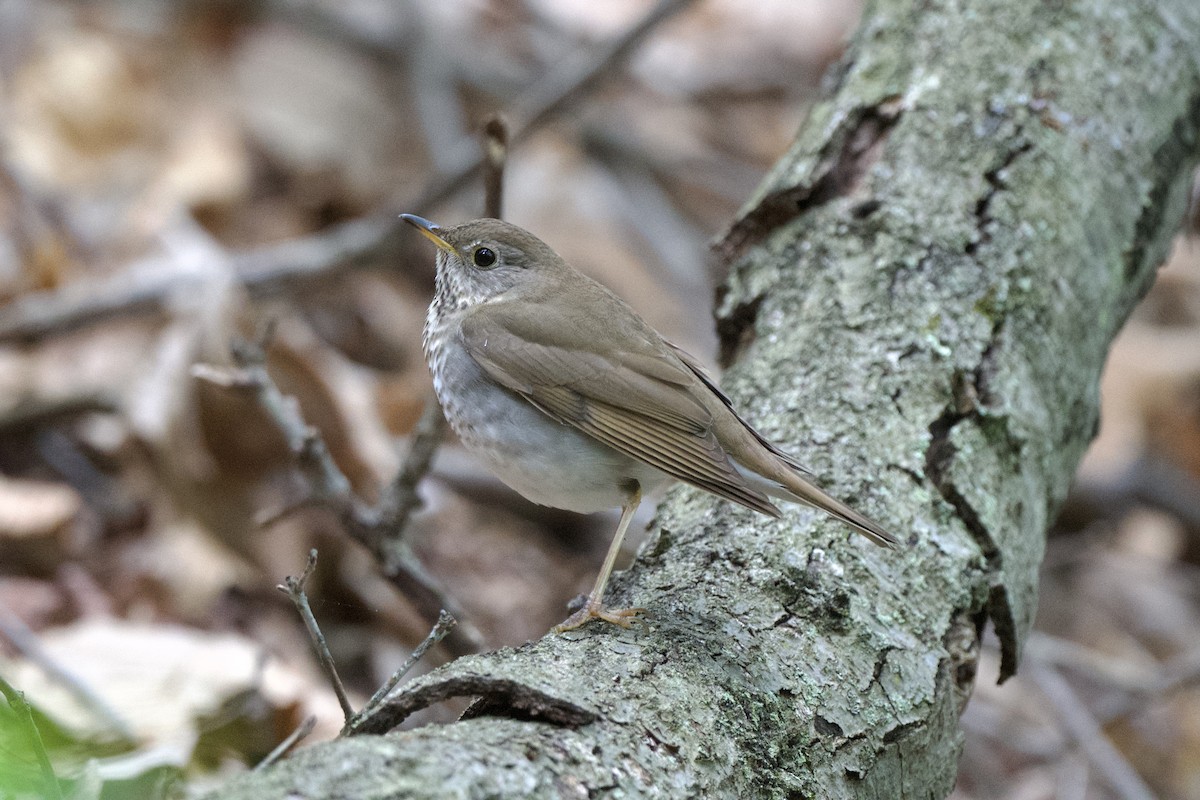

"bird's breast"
[422,314,668,513]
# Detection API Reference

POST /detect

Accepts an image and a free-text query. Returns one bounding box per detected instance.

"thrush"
[403,214,899,632]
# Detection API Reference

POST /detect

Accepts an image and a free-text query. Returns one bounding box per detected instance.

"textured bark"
[214,0,1200,797]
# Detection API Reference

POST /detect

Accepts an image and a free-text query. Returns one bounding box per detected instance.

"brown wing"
[459,303,780,517]
[667,346,897,547]
[666,342,813,477]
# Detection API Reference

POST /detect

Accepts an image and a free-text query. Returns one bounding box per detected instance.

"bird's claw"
[552,602,645,632]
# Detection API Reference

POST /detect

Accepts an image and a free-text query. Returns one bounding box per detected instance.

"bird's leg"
[553,485,645,632]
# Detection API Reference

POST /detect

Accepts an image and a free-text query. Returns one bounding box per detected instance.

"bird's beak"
[400,214,457,255]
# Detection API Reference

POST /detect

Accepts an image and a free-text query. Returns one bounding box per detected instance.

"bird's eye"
[472,247,497,268]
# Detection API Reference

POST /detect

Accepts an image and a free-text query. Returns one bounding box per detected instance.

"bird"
[402,214,899,632]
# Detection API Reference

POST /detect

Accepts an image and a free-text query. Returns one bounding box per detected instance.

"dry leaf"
[3,617,321,757]
[0,476,83,575]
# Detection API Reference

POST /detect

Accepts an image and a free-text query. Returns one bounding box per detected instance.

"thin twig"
[191,361,350,507]
[482,115,509,220]
[0,0,700,345]
[1027,663,1158,800]
[0,674,64,800]
[0,611,134,742]
[364,611,456,711]
[278,550,354,722]
[374,395,447,542]
[193,353,484,656]
[254,714,317,771]
[345,610,457,736]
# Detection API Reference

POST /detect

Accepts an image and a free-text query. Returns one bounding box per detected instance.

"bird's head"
[401,215,565,311]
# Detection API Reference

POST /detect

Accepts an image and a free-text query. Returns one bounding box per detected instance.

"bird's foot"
[552,601,645,633]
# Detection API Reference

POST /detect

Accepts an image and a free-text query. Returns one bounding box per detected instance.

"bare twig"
[481,115,509,220]
[274,553,457,739]
[0,674,64,800]
[0,0,699,345]
[254,714,317,771]
[0,611,134,742]
[374,396,447,545]
[192,349,484,656]
[345,610,457,736]
[1027,663,1157,800]
[278,550,353,722]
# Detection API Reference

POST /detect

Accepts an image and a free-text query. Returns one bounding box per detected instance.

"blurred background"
[0,1,1196,797]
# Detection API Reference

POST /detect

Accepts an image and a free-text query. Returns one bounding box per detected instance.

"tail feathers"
[671,346,899,546]
[787,482,902,551]
[731,458,899,548]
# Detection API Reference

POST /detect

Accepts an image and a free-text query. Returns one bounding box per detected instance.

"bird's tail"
[734,458,899,548]
[771,474,899,548]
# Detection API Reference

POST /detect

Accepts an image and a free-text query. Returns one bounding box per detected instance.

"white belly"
[425,323,669,513]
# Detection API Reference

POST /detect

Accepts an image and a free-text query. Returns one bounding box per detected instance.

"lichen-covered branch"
[212,1,1200,797]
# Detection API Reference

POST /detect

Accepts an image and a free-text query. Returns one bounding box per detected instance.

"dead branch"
[277,550,353,721]
[191,343,484,656]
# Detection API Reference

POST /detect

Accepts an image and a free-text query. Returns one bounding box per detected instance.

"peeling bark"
[213,0,1200,797]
